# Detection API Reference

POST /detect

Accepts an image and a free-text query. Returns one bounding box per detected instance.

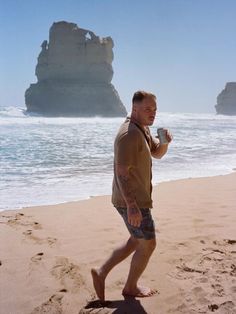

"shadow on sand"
[80,296,148,313]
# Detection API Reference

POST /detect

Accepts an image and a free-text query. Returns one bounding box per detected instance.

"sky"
[0,0,236,113]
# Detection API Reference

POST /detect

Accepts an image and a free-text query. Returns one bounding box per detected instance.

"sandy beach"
[0,173,236,314]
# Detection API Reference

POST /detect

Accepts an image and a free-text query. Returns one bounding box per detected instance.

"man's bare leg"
[122,237,157,297]
[91,236,138,301]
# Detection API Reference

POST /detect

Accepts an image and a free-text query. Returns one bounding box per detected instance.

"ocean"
[0,106,236,211]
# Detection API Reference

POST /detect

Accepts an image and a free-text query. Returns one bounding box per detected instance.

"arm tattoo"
[117,173,136,207]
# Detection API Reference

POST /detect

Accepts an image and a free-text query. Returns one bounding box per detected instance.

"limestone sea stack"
[25,21,127,117]
[215,82,236,115]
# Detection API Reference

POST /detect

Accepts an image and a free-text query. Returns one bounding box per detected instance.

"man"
[91,91,172,301]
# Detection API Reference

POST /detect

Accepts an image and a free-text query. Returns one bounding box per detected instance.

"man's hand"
[156,129,173,144]
[127,206,142,227]
[165,129,173,143]
[152,128,173,159]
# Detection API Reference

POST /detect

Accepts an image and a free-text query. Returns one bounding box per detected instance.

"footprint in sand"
[211,283,225,297]
[177,242,189,247]
[227,239,236,245]
[172,238,236,279]
[33,221,42,230]
[47,237,57,246]
[79,301,112,314]
[175,262,206,277]
[114,279,125,288]
[202,247,226,254]
[22,229,57,247]
[51,257,84,293]
[4,212,42,230]
[59,288,67,293]
[0,213,23,226]
[169,238,236,313]
[31,294,63,314]
[213,239,236,246]
[23,229,33,236]
[208,301,236,313]
[31,252,44,262]
[184,286,235,313]
[208,303,219,311]
[230,264,236,277]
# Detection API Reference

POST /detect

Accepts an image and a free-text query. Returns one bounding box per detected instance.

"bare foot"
[122,286,159,298]
[91,268,105,301]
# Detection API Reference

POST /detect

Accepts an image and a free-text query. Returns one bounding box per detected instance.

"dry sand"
[0,173,236,314]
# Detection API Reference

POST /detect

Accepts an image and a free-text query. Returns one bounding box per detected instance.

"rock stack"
[215,82,236,115]
[25,21,127,117]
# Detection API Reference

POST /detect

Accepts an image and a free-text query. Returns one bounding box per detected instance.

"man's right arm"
[115,163,142,227]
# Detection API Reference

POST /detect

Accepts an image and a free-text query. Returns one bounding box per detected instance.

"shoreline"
[1,169,235,213]
[1,173,236,313]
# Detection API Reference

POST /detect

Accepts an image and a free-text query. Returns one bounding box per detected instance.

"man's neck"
[130,115,146,129]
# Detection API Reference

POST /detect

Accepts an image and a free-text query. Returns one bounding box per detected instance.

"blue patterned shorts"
[115,207,156,240]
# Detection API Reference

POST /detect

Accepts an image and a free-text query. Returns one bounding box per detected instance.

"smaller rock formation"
[215,82,236,115]
[25,21,127,117]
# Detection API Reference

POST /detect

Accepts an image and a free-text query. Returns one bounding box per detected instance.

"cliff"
[25,21,127,117]
[215,82,236,115]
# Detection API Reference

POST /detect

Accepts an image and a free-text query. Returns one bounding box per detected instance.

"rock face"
[25,21,127,117]
[215,82,236,115]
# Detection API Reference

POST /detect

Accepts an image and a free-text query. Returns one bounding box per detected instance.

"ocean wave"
[1,106,236,210]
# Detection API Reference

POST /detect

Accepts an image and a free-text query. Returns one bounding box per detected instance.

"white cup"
[157,128,168,144]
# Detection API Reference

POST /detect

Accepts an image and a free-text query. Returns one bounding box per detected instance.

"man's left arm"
[150,129,173,159]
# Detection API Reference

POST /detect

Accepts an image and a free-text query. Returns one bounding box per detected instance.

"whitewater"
[0,106,236,210]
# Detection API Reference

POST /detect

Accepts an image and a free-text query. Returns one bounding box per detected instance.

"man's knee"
[138,237,156,254]
[146,238,156,252]
[126,236,139,251]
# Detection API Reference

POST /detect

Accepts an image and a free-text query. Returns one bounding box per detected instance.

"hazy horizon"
[1,0,236,114]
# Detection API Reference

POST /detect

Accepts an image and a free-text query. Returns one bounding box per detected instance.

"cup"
[157,128,169,144]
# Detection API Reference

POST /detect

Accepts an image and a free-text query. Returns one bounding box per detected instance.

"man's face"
[133,97,157,126]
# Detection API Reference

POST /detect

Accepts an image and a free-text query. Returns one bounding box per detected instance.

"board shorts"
[115,207,156,240]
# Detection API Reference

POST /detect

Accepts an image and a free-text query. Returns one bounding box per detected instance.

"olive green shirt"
[112,117,159,208]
